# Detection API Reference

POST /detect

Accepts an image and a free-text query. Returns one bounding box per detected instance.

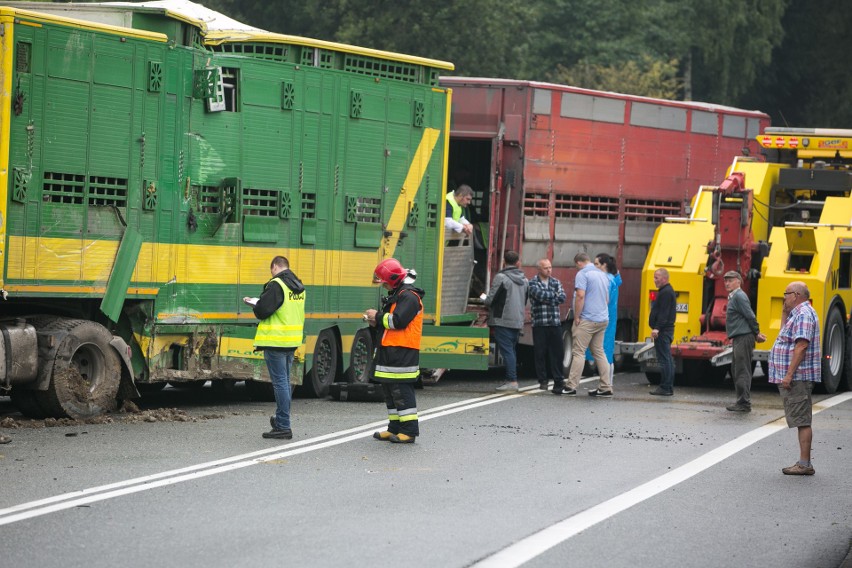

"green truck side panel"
[100,228,143,323]
[2,9,486,379]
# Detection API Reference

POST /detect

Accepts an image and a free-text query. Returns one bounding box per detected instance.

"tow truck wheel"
[35,319,121,419]
[819,308,844,394]
[299,329,338,398]
[845,322,852,391]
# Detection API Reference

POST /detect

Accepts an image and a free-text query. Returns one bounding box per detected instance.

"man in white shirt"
[445,185,474,235]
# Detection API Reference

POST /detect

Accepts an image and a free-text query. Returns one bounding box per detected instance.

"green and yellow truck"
[0,1,488,418]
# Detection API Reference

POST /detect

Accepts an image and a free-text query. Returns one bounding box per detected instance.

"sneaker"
[262,428,293,440]
[269,416,276,429]
[588,389,613,398]
[726,404,751,412]
[373,431,394,441]
[538,382,549,390]
[782,463,815,476]
[389,433,416,444]
[496,381,519,391]
[649,388,673,396]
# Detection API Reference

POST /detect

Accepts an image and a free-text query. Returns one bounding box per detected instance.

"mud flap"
[110,336,140,399]
[328,382,384,402]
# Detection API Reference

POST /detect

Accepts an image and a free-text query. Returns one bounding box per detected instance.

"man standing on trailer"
[367,259,425,444]
[445,185,474,236]
[648,268,676,397]
[769,281,821,475]
[723,270,766,412]
[528,258,567,391]
[245,256,306,440]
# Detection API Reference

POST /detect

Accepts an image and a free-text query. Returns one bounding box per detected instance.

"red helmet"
[373,258,407,287]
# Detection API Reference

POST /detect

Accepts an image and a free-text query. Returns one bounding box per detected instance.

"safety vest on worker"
[374,288,423,381]
[446,192,462,222]
[254,279,305,348]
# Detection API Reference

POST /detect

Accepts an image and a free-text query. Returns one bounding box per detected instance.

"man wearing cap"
[723,270,766,412]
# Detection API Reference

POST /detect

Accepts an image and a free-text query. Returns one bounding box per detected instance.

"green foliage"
[201,0,849,126]
[553,56,682,99]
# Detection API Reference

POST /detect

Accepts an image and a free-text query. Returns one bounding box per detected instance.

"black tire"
[345,328,374,384]
[819,308,844,394]
[35,319,121,419]
[845,322,852,391]
[645,372,662,385]
[10,387,48,419]
[301,329,339,398]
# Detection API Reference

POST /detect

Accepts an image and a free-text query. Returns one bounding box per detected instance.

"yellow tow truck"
[627,128,852,393]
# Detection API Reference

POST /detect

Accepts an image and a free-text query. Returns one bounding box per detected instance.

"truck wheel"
[819,309,844,394]
[845,322,852,391]
[345,328,374,384]
[300,329,338,398]
[35,320,121,419]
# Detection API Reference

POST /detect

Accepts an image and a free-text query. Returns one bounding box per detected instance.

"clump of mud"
[0,401,224,429]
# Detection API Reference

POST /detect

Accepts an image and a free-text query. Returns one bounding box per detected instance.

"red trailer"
[440,77,770,365]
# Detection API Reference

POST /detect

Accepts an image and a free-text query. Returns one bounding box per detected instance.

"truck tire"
[345,328,374,384]
[35,319,121,419]
[298,329,338,398]
[845,322,852,392]
[819,309,844,394]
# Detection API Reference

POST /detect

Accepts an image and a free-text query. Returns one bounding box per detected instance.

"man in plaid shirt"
[768,281,821,475]
[528,259,567,391]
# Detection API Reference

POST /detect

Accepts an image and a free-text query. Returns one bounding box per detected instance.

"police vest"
[446,192,462,222]
[254,279,305,348]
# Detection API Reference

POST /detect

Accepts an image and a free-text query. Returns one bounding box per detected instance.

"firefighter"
[365,259,424,444]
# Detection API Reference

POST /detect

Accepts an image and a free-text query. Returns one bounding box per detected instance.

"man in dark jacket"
[244,256,306,440]
[484,250,529,391]
[724,270,766,411]
[366,258,424,444]
[649,268,677,396]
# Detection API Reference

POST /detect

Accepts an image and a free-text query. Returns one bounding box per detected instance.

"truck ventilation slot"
[554,194,619,220]
[624,199,681,221]
[242,188,279,217]
[42,172,85,204]
[88,176,128,208]
[209,43,288,62]
[199,185,220,213]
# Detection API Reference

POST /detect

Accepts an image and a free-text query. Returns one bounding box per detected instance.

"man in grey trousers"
[723,271,766,412]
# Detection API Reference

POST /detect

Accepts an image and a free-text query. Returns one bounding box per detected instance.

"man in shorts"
[767,281,821,475]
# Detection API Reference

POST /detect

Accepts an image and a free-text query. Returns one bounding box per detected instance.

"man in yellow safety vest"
[244,256,306,440]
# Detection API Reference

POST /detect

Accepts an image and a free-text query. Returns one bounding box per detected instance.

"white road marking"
[470,391,852,568]
[0,380,577,526]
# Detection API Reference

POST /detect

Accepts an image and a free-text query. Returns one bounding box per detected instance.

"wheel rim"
[827,320,843,377]
[350,335,371,383]
[70,342,107,393]
[315,336,333,381]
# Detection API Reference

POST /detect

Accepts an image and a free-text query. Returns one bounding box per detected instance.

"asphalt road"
[1,370,850,568]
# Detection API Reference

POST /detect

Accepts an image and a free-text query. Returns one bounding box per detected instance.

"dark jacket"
[374,283,426,384]
[726,288,760,338]
[485,266,528,329]
[649,282,676,331]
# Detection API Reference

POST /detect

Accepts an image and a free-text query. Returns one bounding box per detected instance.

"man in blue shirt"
[563,253,611,397]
